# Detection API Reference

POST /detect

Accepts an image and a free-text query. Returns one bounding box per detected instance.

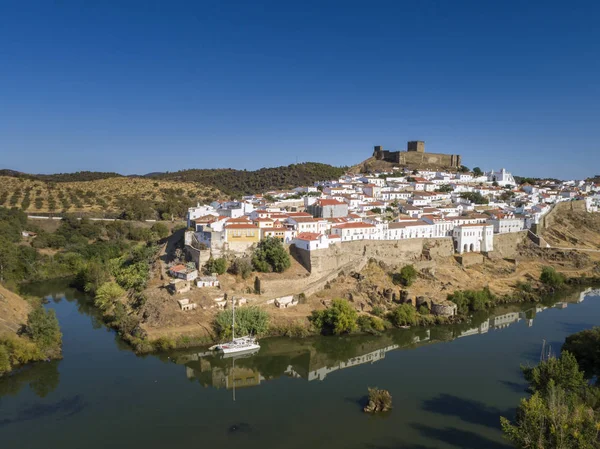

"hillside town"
[185,146,600,264]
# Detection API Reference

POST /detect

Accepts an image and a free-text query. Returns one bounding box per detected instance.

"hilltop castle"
[373,141,462,169]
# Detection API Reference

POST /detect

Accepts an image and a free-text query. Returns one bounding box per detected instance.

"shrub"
[153,337,176,351]
[388,304,418,327]
[309,299,358,335]
[562,327,600,379]
[447,287,495,315]
[150,222,169,239]
[522,351,587,394]
[94,282,126,311]
[540,266,565,288]
[204,257,228,275]
[357,315,386,334]
[0,345,10,375]
[392,264,418,287]
[418,305,430,315]
[25,307,62,357]
[371,305,385,317]
[229,257,253,279]
[214,306,270,339]
[252,237,291,273]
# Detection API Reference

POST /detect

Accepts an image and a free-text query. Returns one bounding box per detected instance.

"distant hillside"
[0,176,223,220]
[147,162,348,196]
[0,170,123,182]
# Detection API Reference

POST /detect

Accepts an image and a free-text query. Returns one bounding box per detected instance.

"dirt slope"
[0,284,30,337]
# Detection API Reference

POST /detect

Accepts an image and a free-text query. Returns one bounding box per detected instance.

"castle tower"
[407,141,425,153]
[373,145,384,160]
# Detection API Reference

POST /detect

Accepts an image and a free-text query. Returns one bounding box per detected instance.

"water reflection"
[0,360,61,399]
[168,288,600,390]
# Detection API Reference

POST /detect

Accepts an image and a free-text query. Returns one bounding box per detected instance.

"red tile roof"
[295,232,322,241]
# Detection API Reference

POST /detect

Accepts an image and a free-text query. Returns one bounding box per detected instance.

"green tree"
[309,299,358,335]
[150,222,169,239]
[458,165,470,173]
[26,307,62,357]
[214,306,270,339]
[252,237,291,273]
[540,266,565,288]
[388,304,418,327]
[392,264,418,287]
[204,257,228,275]
[501,384,599,449]
[94,282,126,311]
[562,327,600,380]
[472,167,483,176]
[522,351,587,394]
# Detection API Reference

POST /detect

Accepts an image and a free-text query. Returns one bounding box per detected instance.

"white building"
[487,213,525,234]
[292,232,330,251]
[331,222,377,242]
[486,168,516,187]
[453,223,494,254]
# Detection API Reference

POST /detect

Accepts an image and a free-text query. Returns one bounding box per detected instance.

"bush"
[309,299,358,335]
[214,306,270,340]
[252,237,291,273]
[562,327,600,379]
[229,257,253,279]
[357,315,386,334]
[447,287,495,315]
[540,266,565,288]
[94,282,126,311]
[25,307,62,357]
[150,222,169,239]
[371,305,385,317]
[0,345,10,375]
[392,264,418,287]
[388,304,418,327]
[153,337,176,351]
[204,257,228,275]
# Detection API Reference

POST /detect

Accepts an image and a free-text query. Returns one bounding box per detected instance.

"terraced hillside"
[0,176,223,219]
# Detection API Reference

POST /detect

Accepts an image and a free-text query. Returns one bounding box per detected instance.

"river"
[1,281,599,449]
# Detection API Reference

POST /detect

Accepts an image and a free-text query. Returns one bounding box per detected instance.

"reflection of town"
[459,287,600,337]
[172,288,600,391]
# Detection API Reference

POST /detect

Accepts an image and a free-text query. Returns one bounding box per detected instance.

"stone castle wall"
[492,231,528,259]
[294,238,454,275]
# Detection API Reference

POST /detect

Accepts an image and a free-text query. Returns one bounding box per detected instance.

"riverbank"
[0,284,63,376]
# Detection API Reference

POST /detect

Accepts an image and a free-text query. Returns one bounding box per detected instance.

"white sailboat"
[210,296,260,356]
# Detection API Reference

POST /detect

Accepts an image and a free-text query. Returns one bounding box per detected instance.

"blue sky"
[0,1,598,179]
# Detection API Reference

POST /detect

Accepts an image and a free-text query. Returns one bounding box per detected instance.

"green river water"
[1,280,599,449]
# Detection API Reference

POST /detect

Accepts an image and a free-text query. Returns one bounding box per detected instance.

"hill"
[147,162,347,196]
[0,176,223,220]
[0,170,123,182]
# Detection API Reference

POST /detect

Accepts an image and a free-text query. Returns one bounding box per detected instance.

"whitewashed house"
[453,224,494,254]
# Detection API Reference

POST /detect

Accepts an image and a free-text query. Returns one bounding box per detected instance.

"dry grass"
[0,176,223,214]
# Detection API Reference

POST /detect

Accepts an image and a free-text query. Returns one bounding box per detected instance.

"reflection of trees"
[313,335,380,365]
[247,355,291,379]
[0,360,60,398]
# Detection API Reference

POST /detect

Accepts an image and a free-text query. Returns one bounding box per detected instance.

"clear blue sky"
[1,1,598,179]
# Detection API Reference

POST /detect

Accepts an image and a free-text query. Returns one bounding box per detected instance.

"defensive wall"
[291,238,455,275]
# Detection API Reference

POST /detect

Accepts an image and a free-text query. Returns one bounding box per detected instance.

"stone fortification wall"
[398,151,461,169]
[493,231,528,259]
[298,238,454,275]
[539,200,585,233]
